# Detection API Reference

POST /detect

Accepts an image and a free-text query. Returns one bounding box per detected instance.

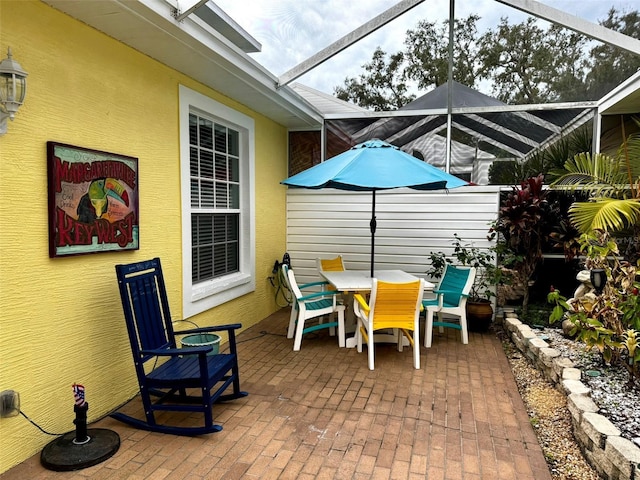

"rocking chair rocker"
[112,258,247,435]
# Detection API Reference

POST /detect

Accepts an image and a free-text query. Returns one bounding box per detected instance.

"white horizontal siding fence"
[285,185,502,287]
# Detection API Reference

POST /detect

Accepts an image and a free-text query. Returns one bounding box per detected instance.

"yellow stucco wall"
[0,1,288,472]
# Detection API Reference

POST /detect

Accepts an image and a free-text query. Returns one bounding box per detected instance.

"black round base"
[41,428,120,471]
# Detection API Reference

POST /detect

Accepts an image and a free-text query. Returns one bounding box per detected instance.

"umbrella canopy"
[281,139,468,276]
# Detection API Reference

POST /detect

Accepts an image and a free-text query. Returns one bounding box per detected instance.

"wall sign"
[47,142,139,257]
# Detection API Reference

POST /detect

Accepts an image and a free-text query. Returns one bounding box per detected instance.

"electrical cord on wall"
[268,262,293,308]
[19,411,65,436]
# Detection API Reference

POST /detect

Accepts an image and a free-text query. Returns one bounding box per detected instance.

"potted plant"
[427,234,509,331]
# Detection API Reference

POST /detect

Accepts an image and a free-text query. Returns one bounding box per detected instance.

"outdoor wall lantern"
[590,268,607,294]
[0,47,28,136]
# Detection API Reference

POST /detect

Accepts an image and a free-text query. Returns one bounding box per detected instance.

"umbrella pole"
[370,190,377,278]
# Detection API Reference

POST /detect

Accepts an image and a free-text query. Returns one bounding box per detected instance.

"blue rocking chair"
[112,258,247,435]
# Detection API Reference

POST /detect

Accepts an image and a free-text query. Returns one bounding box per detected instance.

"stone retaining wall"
[498,313,640,480]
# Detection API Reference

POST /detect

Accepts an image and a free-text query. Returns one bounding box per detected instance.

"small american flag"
[72,383,86,407]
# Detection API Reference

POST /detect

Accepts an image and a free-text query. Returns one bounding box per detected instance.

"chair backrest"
[283,264,303,301]
[115,258,175,366]
[317,256,345,272]
[369,279,425,330]
[438,265,476,306]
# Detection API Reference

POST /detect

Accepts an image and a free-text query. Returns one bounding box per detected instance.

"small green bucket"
[180,333,220,356]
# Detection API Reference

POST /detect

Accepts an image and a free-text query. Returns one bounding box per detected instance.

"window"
[180,86,255,317]
[190,116,240,282]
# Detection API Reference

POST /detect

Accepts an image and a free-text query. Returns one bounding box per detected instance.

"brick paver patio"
[1,309,552,479]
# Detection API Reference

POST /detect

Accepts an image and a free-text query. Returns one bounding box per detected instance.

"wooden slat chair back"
[353,278,425,370]
[423,264,476,347]
[112,257,247,435]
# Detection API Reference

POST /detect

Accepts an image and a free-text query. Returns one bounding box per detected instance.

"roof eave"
[41,0,323,129]
[597,70,640,115]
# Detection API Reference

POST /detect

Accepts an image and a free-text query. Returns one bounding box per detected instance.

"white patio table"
[318,270,434,348]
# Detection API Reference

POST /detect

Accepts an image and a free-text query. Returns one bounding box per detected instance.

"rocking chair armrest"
[141,346,211,357]
[298,290,339,302]
[175,323,242,335]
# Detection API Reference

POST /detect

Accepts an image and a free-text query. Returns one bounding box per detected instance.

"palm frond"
[551,152,628,195]
[567,124,593,154]
[568,198,640,233]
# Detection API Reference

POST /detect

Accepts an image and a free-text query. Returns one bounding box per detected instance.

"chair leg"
[367,329,375,370]
[396,329,403,352]
[460,313,469,344]
[287,305,297,339]
[437,311,445,334]
[413,328,420,369]
[337,310,345,348]
[293,314,306,351]
[202,386,213,429]
[425,310,435,348]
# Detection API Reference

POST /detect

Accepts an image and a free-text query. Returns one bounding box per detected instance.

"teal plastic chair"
[283,264,346,351]
[423,265,476,347]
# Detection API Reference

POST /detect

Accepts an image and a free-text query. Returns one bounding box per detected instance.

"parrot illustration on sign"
[76,177,130,223]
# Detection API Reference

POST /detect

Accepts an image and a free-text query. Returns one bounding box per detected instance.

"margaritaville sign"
[47,141,139,257]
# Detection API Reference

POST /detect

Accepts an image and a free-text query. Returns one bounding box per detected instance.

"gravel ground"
[541,327,640,444]
[499,329,601,480]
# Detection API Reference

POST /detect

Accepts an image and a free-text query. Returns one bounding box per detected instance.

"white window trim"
[179,85,255,318]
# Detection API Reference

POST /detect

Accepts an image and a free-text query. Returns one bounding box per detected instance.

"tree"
[477,18,588,104]
[334,48,415,111]
[585,9,640,100]
[488,159,539,186]
[333,7,639,109]
[543,25,591,102]
[333,15,482,109]
[403,15,481,90]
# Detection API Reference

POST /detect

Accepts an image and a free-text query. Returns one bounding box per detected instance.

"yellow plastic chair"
[317,255,345,272]
[283,264,346,351]
[423,265,476,347]
[317,255,350,322]
[353,278,425,370]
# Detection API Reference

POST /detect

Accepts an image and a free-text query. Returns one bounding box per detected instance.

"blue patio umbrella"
[281,139,468,276]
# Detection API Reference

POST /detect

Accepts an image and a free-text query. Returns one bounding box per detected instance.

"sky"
[213,0,639,96]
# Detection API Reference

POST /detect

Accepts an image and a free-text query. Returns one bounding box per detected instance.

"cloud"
[215,0,636,94]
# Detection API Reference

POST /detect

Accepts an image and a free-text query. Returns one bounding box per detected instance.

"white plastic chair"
[283,265,346,351]
[423,265,476,347]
